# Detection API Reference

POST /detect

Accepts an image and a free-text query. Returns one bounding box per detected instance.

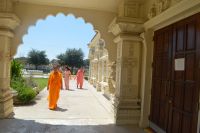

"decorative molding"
[145,0,200,30]
[148,0,173,19]
[0,30,14,38]
[147,0,185,19]
[118,0,144,18]
[114,34,143,43]
[108,17,144,36]
[0,0,13,13]
[0,13,20,30]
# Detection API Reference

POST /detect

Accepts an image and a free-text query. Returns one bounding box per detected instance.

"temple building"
[0,0,200,132]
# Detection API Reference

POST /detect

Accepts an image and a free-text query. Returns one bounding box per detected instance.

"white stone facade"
[88,32,110,97]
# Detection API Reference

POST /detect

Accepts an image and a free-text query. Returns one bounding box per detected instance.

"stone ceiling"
[14,0,120,13]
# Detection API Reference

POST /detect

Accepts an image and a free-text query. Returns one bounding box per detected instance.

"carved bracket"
[108,17,144,36]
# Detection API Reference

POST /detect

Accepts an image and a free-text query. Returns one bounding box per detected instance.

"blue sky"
[15,13,96,60]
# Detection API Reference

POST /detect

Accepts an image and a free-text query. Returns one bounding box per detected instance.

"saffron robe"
[64,70,71,90]
[76,69,84,89]
[48,71,62,110]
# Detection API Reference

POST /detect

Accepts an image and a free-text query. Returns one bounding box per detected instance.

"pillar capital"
[0,13,20,32]
[108,17,144,36]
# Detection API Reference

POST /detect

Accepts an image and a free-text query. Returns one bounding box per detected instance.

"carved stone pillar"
[96,60,102,91]
[108,61,116,94]
[0,0,20,118]
[89,61,92,84]
[114,34,143,125]
[94,61,98,88]
[108,0,144,125]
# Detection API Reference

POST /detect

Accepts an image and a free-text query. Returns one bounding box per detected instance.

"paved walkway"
[0,80,145,133]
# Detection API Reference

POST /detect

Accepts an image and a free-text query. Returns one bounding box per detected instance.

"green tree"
[56,54,65,65]
[27,49,49,70]
[57,48,84,72]
[15,57,28,66]
[83,59,89,67]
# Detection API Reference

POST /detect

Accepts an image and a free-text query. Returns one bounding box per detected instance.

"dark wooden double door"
[150,13,200,133]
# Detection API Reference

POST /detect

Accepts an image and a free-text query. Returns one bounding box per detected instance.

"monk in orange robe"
[47,65,63,110]
[75,67,84,89]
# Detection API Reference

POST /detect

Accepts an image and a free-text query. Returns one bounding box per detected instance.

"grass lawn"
[33,78,48,91]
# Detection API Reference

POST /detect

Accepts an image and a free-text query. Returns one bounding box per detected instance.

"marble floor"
[0,80,145,133]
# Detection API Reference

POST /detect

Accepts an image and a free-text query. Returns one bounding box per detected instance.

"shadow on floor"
[0,119,145,133]
[14,101,38,107]
[78,88,88,90]
[54,107,68,112]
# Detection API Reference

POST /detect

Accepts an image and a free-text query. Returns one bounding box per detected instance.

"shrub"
[10,77,25,91]
[11,77,36,104]
[11,60,37,104]
[11,59,23,79]
[17,87,36,104]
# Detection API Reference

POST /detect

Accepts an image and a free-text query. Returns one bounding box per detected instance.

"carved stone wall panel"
[121,84,138,98]
[148,0,183,19]
[122,57,137,68]
[125,3,139,18]
[118,0,143,19]
[171,0,183,6]
[0,0,13,13]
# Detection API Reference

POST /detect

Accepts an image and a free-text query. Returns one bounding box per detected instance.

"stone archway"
[0,1,117,118]
[12,2,117,62]
[0,0,146,126]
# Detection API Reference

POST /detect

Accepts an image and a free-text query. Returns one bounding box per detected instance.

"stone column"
[108,0,145,125]
[0,0,20,118]
[108,61,116,95]
[96,59,102,91]
[102,61,105,82]
[89,61,92,84]
[94,61,98,88]
[114,34,143,124]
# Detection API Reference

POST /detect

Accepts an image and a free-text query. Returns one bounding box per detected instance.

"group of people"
[47,64,85,110]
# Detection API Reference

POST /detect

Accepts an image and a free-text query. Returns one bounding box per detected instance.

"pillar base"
[114,98,141,125]
[0,91,13,118]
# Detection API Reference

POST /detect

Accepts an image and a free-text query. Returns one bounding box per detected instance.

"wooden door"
[150,25,173,131]
[150,13,200,133]
[168,13,200,133]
